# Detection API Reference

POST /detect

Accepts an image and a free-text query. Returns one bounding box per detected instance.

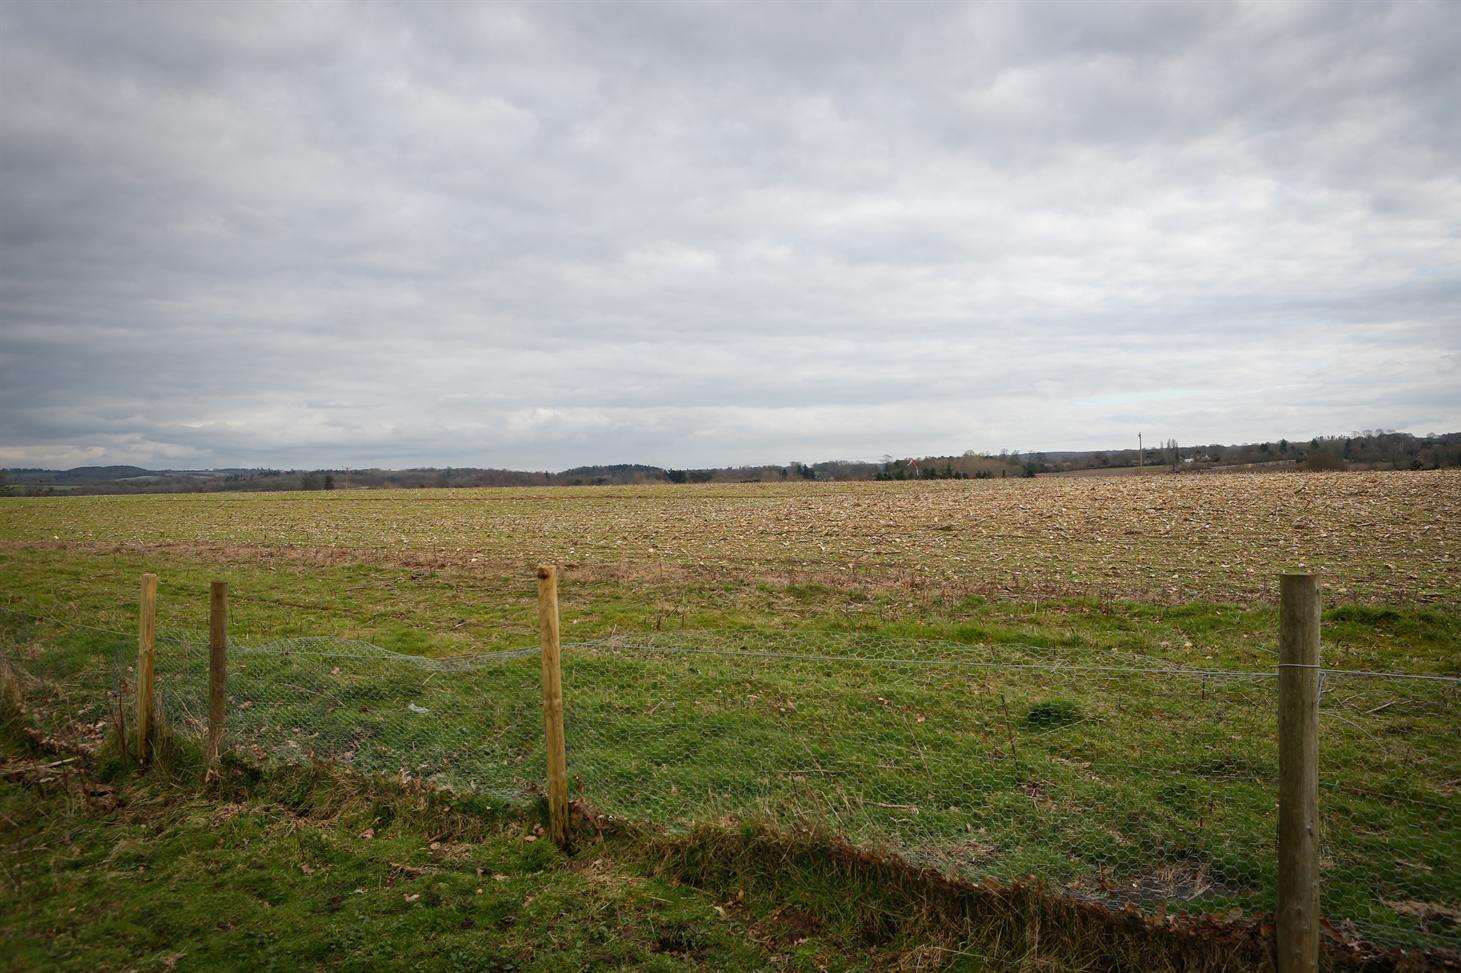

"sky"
[1,1,1459,472]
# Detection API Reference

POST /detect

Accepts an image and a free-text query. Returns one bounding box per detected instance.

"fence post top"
[536,564,556,581]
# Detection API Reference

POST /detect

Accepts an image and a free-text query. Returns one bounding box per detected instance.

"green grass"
[0,746,792,970]
[1,546,1456,674]
[0,536,1457,964]
[0,723,1292,973]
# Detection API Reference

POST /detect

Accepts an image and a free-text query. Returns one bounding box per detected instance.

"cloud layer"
[2,1,1458,470]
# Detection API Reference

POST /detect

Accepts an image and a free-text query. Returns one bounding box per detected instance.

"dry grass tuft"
[0,652,25,733]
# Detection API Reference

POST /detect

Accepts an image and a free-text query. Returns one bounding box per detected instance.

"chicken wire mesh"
[563,633,1279,901]
[561,632,1458,952]
[1315,669,1459,950]
[0,609,1456,954]
[0,607,122,742]
[124,630,545,801]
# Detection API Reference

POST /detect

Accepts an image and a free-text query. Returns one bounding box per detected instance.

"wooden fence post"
[537,564,570,851]
[206,580,227,776]
[1278,572,1321,973]
[136,572,158,764]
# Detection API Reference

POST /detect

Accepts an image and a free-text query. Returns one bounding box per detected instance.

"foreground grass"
[0,720,1283,973]
[0,544,1456,958]
[0,742,804,971]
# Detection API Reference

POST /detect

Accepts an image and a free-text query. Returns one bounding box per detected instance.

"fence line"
[0,575,1456,961]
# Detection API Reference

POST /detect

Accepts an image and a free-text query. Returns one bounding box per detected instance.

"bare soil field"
[2,470,1457,604]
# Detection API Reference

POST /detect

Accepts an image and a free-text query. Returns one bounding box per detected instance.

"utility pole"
[1138,433,1143,469]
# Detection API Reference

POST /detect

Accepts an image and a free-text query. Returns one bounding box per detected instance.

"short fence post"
[1277,572,1321,973]
[537,564,570,851]
[206,580,227,777]
[136,572,158,764]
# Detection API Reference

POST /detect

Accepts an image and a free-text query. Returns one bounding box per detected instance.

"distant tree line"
[1040,430,1461,475]
[3,430,1458,496]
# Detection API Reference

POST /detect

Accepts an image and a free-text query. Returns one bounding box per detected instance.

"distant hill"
[557,463,667,485]
[56,465,161,481]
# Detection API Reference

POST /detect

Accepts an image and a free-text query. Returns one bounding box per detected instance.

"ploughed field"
[1,470,1458,604]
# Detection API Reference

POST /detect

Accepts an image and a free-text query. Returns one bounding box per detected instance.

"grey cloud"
[1,0,1459,471]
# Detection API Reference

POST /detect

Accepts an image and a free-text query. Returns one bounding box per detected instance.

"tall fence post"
[136,572,158,764]
[1277,572,1321,973]
[537,564,570,851]
[206,580,228,777]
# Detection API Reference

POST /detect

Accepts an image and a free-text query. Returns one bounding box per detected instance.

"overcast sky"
[1,1,1458,471]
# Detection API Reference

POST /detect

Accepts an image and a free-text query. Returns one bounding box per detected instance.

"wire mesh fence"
[563,633,1281,910]
[136,633,545,800]
[1316,670,1460,949]
[0,609,1456,954]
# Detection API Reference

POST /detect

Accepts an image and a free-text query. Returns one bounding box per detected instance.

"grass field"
[1,472,1458,969]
